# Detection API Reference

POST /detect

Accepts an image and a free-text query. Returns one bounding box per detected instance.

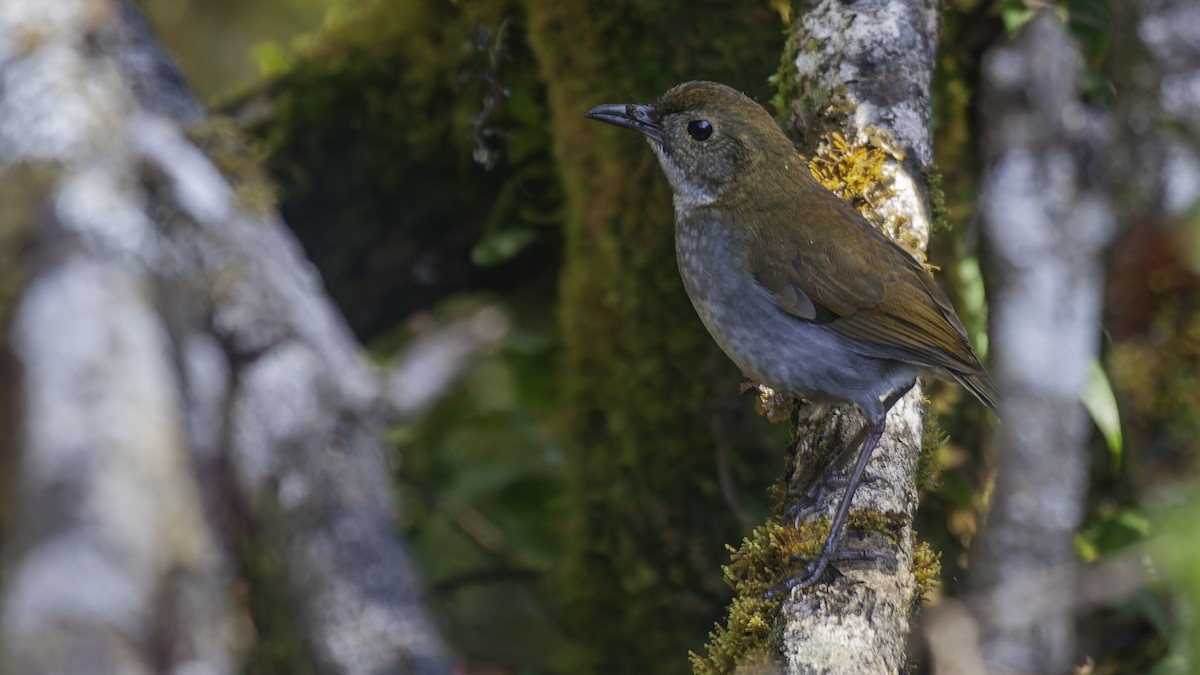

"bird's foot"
[765,548,886,598]
[765,552,832,597]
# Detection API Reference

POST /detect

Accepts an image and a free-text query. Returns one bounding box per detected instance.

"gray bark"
[1111,0,1200,221]
[778,1,939,672]
[0,1,454,673]
[968,12,1113,675]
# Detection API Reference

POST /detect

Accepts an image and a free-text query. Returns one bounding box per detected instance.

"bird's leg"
[780,383,915,592]
[785,422,876,525]
[824,385,912,474]
[782,413,887,591]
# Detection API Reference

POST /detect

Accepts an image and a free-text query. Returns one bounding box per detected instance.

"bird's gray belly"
[675,222,916,409]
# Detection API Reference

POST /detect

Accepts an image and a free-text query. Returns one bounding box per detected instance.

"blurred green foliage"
[230,0,561,339]
[139,0,338,100]
[386,303,571,671]
[522,1,787,670]
[1153,493,1200,675]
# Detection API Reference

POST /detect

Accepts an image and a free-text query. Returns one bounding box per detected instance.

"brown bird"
[586,81,996,589]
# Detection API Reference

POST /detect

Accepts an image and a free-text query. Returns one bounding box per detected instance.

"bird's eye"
[686,119,713,141]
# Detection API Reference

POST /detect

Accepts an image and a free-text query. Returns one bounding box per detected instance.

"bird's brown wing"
[749,177,995,409]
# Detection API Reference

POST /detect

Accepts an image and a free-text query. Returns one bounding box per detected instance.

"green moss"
[774,33,850,150]
[187,117,279,217]
[769,30,803,122]
[922,164,952,235]
[918,402,948,494]
[847,508,908,545]
[522,1,788,672]
[239,535,318,675]
[690,506,911,673]
[688,519,803,675]
[233,0,560,338]
[911,537,942,602]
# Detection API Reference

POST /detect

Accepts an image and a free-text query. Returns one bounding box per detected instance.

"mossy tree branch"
[774,0,941,671]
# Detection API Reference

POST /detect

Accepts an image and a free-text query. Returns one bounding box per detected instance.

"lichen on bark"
[771,0,942,672]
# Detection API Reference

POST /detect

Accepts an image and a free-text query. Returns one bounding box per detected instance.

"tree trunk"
[967,12,1113,675]
[776,0,940,671]
[0,2,451,673]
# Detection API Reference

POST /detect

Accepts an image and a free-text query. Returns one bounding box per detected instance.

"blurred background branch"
[969,11,1114,674]
[0,1,454,672]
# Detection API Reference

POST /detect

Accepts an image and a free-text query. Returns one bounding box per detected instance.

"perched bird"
[586,81,996,589]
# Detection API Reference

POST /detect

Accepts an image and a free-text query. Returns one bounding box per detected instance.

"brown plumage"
[747,168,997,411]
[587,81,994,590]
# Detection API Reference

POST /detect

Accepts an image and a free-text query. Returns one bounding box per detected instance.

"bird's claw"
[765,555,831,598]
[764,548,887,598]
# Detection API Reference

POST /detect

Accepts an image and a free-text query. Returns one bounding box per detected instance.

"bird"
[585,81,996,590]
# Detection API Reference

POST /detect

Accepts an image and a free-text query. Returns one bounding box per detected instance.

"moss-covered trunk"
[523,2,784,671]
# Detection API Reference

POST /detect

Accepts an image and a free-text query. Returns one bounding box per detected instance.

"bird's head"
[586,81,797,210]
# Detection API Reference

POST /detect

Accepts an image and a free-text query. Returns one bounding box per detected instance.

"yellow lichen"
[807,131,928,262]
[807,132,890,206]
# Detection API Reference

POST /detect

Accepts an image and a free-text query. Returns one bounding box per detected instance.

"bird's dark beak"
[585,103,664,144]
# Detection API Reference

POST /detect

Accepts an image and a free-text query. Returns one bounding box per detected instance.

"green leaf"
[956,256,989,359]
[472,227,539,267]
[1077,506,1150,561]
[251,41,291,78]
[994,0,1037,35]
[1082,359,1123,470]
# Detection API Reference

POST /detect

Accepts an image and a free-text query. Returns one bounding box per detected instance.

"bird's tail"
[954,369,998,414]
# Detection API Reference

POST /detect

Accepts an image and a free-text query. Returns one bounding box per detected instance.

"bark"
[967,12,1113,675]
[1111,0,1200,221]
[776,1,939,672]
[0,1,452,673]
